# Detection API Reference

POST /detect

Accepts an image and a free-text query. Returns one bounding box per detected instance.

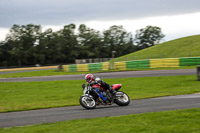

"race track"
[0,93,200,128]
[0,69,196,82]
[0,69,199,128]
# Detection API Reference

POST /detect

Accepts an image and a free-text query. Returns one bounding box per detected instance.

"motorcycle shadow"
[96,105,120,109]
[79,104,122,110]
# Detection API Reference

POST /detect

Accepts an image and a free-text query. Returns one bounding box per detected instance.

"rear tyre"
[115,91,130,106]
[79,96,96,109]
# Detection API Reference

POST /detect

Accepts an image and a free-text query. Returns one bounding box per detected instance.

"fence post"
[197,66,200,81]
[57,65,63,71]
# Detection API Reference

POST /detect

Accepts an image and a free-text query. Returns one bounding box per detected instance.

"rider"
[84,74,116,95]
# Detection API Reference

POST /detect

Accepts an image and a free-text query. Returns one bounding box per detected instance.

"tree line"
[0,24,165,67]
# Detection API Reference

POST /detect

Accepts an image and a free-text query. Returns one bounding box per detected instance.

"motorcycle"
[79,83,130,109]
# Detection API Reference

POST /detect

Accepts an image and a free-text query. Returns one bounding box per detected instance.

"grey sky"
[0,0,200,28]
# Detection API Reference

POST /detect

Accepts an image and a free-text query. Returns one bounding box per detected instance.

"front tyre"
[115,91,130,106]
[79,96,96,109]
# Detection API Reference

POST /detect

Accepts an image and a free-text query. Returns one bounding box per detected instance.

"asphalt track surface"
[0,69,196,82]
[0,93,200,128]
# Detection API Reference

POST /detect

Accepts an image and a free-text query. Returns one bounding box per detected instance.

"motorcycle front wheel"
[115,91,130,106]
[79,96,96,109]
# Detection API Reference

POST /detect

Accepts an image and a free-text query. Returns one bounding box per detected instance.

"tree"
[78,24,103,58]
[103,25,135,57]
[38,24,78,64]
[135,26,165,49]
[0,42,5,66]
[34,28,53,64]
[6,24,41,66]
[59,24,78,63]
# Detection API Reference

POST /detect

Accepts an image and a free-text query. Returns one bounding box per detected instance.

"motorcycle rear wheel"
[115,91,130,106]
[79,96,96,109]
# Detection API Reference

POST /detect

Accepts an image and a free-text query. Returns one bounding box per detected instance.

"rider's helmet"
[85,74,95,84]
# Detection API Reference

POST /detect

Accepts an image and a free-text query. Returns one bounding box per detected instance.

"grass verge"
[0,75,200,112]
[0,70,87,78]
[0,108,200,132]
[0,65,197,78]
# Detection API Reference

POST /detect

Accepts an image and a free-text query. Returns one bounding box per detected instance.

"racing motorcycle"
[79,83,130,109]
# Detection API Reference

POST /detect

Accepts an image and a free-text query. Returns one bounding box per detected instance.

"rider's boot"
[109,86,117,96]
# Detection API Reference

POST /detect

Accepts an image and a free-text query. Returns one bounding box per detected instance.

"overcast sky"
[0,0,200,41]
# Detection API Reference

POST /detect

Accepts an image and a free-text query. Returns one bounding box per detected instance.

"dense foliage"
[135,26,165,49]
[0,24,164,67]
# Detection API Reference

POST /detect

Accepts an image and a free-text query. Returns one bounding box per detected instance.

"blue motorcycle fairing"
[95,89,107,101]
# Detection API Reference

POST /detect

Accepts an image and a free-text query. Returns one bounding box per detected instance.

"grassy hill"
[113,35,200,62]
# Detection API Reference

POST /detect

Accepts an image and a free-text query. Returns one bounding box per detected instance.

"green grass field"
[0,108,200,132]
[0,70,87,78]
[0,75,200,112]
[0,65,196,78]
[113,35,200,62]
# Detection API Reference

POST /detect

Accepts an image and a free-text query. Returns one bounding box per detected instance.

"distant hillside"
[113,35,200,62]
